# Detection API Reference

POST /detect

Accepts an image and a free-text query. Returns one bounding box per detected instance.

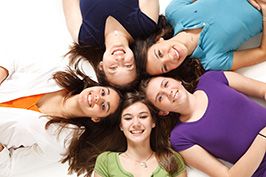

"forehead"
[105,69,137,86]
[107,88,120,113]
[146,46,162,75]
[122,102,149,114]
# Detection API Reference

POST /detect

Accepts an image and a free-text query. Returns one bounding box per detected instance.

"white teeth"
[173,48,180,59]
[87,93,93,107]
[131,130,143,134]
[112,49,125,55]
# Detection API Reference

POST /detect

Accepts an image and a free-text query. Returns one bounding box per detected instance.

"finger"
[248,0,261,10]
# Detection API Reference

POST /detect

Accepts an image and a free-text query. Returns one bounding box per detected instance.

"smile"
[111,48,125,55]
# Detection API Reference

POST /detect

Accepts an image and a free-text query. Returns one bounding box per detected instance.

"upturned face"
[145,76,188,113]
[146,38,188,75]
[78,86,120,122]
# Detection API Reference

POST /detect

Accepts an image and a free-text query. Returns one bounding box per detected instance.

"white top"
[0,107,75,177]
[0,57,66,103]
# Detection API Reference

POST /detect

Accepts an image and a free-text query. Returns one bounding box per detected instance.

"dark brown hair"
[45,67,123,177]
[66,42,104,72]
[133,15,205,82]
[102,91,181,175]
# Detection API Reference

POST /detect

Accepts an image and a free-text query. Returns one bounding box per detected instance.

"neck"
[125,141,153,161]
[38,90,81,118]
[179,91,207,122]
[105,16,133,46]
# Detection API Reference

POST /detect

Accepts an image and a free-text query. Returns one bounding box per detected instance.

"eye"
[139,115,148,119]
[100,89,106,96]
[158,95,164,102]
[109,66,118,70]
[101,102,106,111]
[125,64,132,68]
[123,116,132,121]
[163,64,168,73]
[158,50,163,57]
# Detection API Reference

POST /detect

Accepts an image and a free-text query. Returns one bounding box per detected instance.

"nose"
[132,117,141,126]
[161,88,174,100]
[94,94,104,105]
[115,54,125,62]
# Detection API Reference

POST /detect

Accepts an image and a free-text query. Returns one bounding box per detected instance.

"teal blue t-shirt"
[94,151,186,177]
[166,0,262,70]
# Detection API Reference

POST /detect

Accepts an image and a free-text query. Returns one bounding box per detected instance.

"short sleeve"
[173,152,186,176]
[203,51,233,71]
[198,71,229,88]
[165,0,193,17]
[170,129,195,152]
[94,151,110,177]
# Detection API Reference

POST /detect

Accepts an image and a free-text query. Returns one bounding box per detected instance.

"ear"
[152,122,156,128]
[91,117,101,123]
[158,110,169,116]
[119,124,123,131]
[158,37,164,42]
[98,61,104,71]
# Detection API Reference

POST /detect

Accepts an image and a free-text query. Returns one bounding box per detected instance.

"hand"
[249,0,266,11]
[0,144,4,152]
[259,127,266,136]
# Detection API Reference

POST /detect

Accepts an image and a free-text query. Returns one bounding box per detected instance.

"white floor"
[0,0,265,177]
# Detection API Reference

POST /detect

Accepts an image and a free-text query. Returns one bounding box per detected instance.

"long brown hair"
[107,91,181,175]
[133,15,205,82]
[65,42,104,72]
[45,67,123,177]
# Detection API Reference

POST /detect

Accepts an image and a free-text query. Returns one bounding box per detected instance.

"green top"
[94,151,186,177]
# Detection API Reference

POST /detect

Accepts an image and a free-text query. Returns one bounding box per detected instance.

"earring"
[120,128,123,131]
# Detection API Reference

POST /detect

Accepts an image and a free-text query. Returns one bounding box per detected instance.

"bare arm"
[180,128,266,177]
[224,71,266,101]
[232,0,266,70]
[62,0,82,43]
[0,66,8,85]
[138,0,159,24]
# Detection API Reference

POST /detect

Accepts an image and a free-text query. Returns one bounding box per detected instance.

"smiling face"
[78,86,120,122]
[146,38,188,75]
[101,45,137,86]
[145,77,188,113]
[120,102,155,144]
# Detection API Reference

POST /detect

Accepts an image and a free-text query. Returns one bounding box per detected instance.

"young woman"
[93,92,187,177]
[134,0,266,76]
[140,71,266,177]
[63,0,159,88]
[0,57,122,176]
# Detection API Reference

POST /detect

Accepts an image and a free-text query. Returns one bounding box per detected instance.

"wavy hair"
[45,67,123,177]
[104,91,181,175]
[133,15,205,82]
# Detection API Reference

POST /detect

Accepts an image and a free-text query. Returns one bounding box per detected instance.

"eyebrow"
[106,102,110,113]
[153,49,159,60]
[106,88,111,113]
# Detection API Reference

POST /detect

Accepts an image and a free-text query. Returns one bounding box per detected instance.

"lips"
[172,47,180,60]
[87,92,94,107]
[130,130,144,135]
[111,48,125,55]
[172,90,179,102]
